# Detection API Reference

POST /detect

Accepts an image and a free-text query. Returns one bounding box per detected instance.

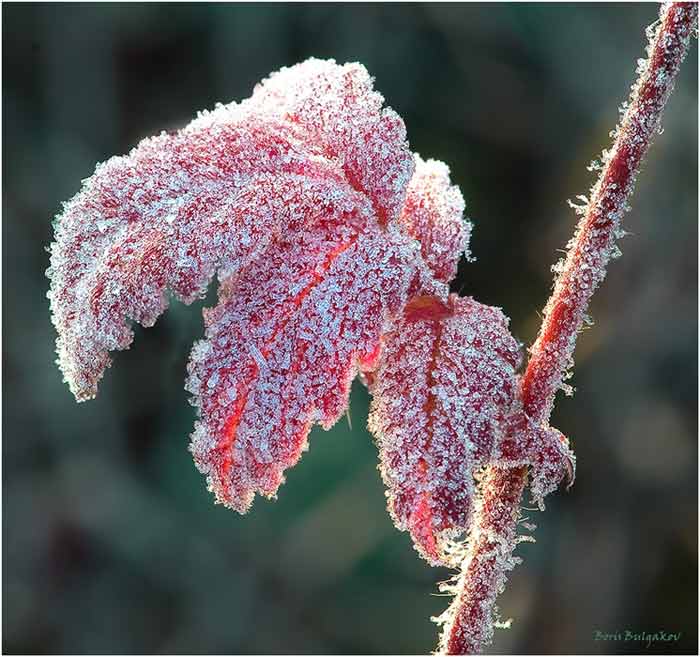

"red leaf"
[248,58,415,225]
[47,59,414,401]
[497,411,575,506]
[398,155,471,283]
[368,294,522,565]
[48,57,490,519]
[187,220,435,512]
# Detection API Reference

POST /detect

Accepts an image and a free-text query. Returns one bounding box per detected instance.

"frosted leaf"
[496,411,575,508]
[367,294,521,565]
[187,220,436,512]
[247,58,415,224]
[47,56,493,521]
[47,59,415,401]
[398,155,471,282]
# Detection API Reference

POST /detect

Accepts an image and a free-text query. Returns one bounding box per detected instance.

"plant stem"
[437,4,697,654]
[436,466,528,655]
[522,1,698,425]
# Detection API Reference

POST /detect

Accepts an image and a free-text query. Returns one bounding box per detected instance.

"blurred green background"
[3,3,698,654]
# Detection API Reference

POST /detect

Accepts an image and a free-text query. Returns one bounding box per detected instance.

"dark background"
[3,3,698,654]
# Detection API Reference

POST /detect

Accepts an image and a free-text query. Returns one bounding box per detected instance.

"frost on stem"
[434,466,528,655]
[522,1,699,424]
[437,4,697,654]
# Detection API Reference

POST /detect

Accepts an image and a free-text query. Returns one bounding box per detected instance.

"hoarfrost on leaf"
[47,57,475,514]
[187,220,432,512]
[367,294,573,565]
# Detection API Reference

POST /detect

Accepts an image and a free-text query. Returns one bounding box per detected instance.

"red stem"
[523,1,698,425]
[436,466,528,655]
[437,4,697,654]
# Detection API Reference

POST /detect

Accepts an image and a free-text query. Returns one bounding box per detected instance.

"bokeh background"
[3,3,698,654]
